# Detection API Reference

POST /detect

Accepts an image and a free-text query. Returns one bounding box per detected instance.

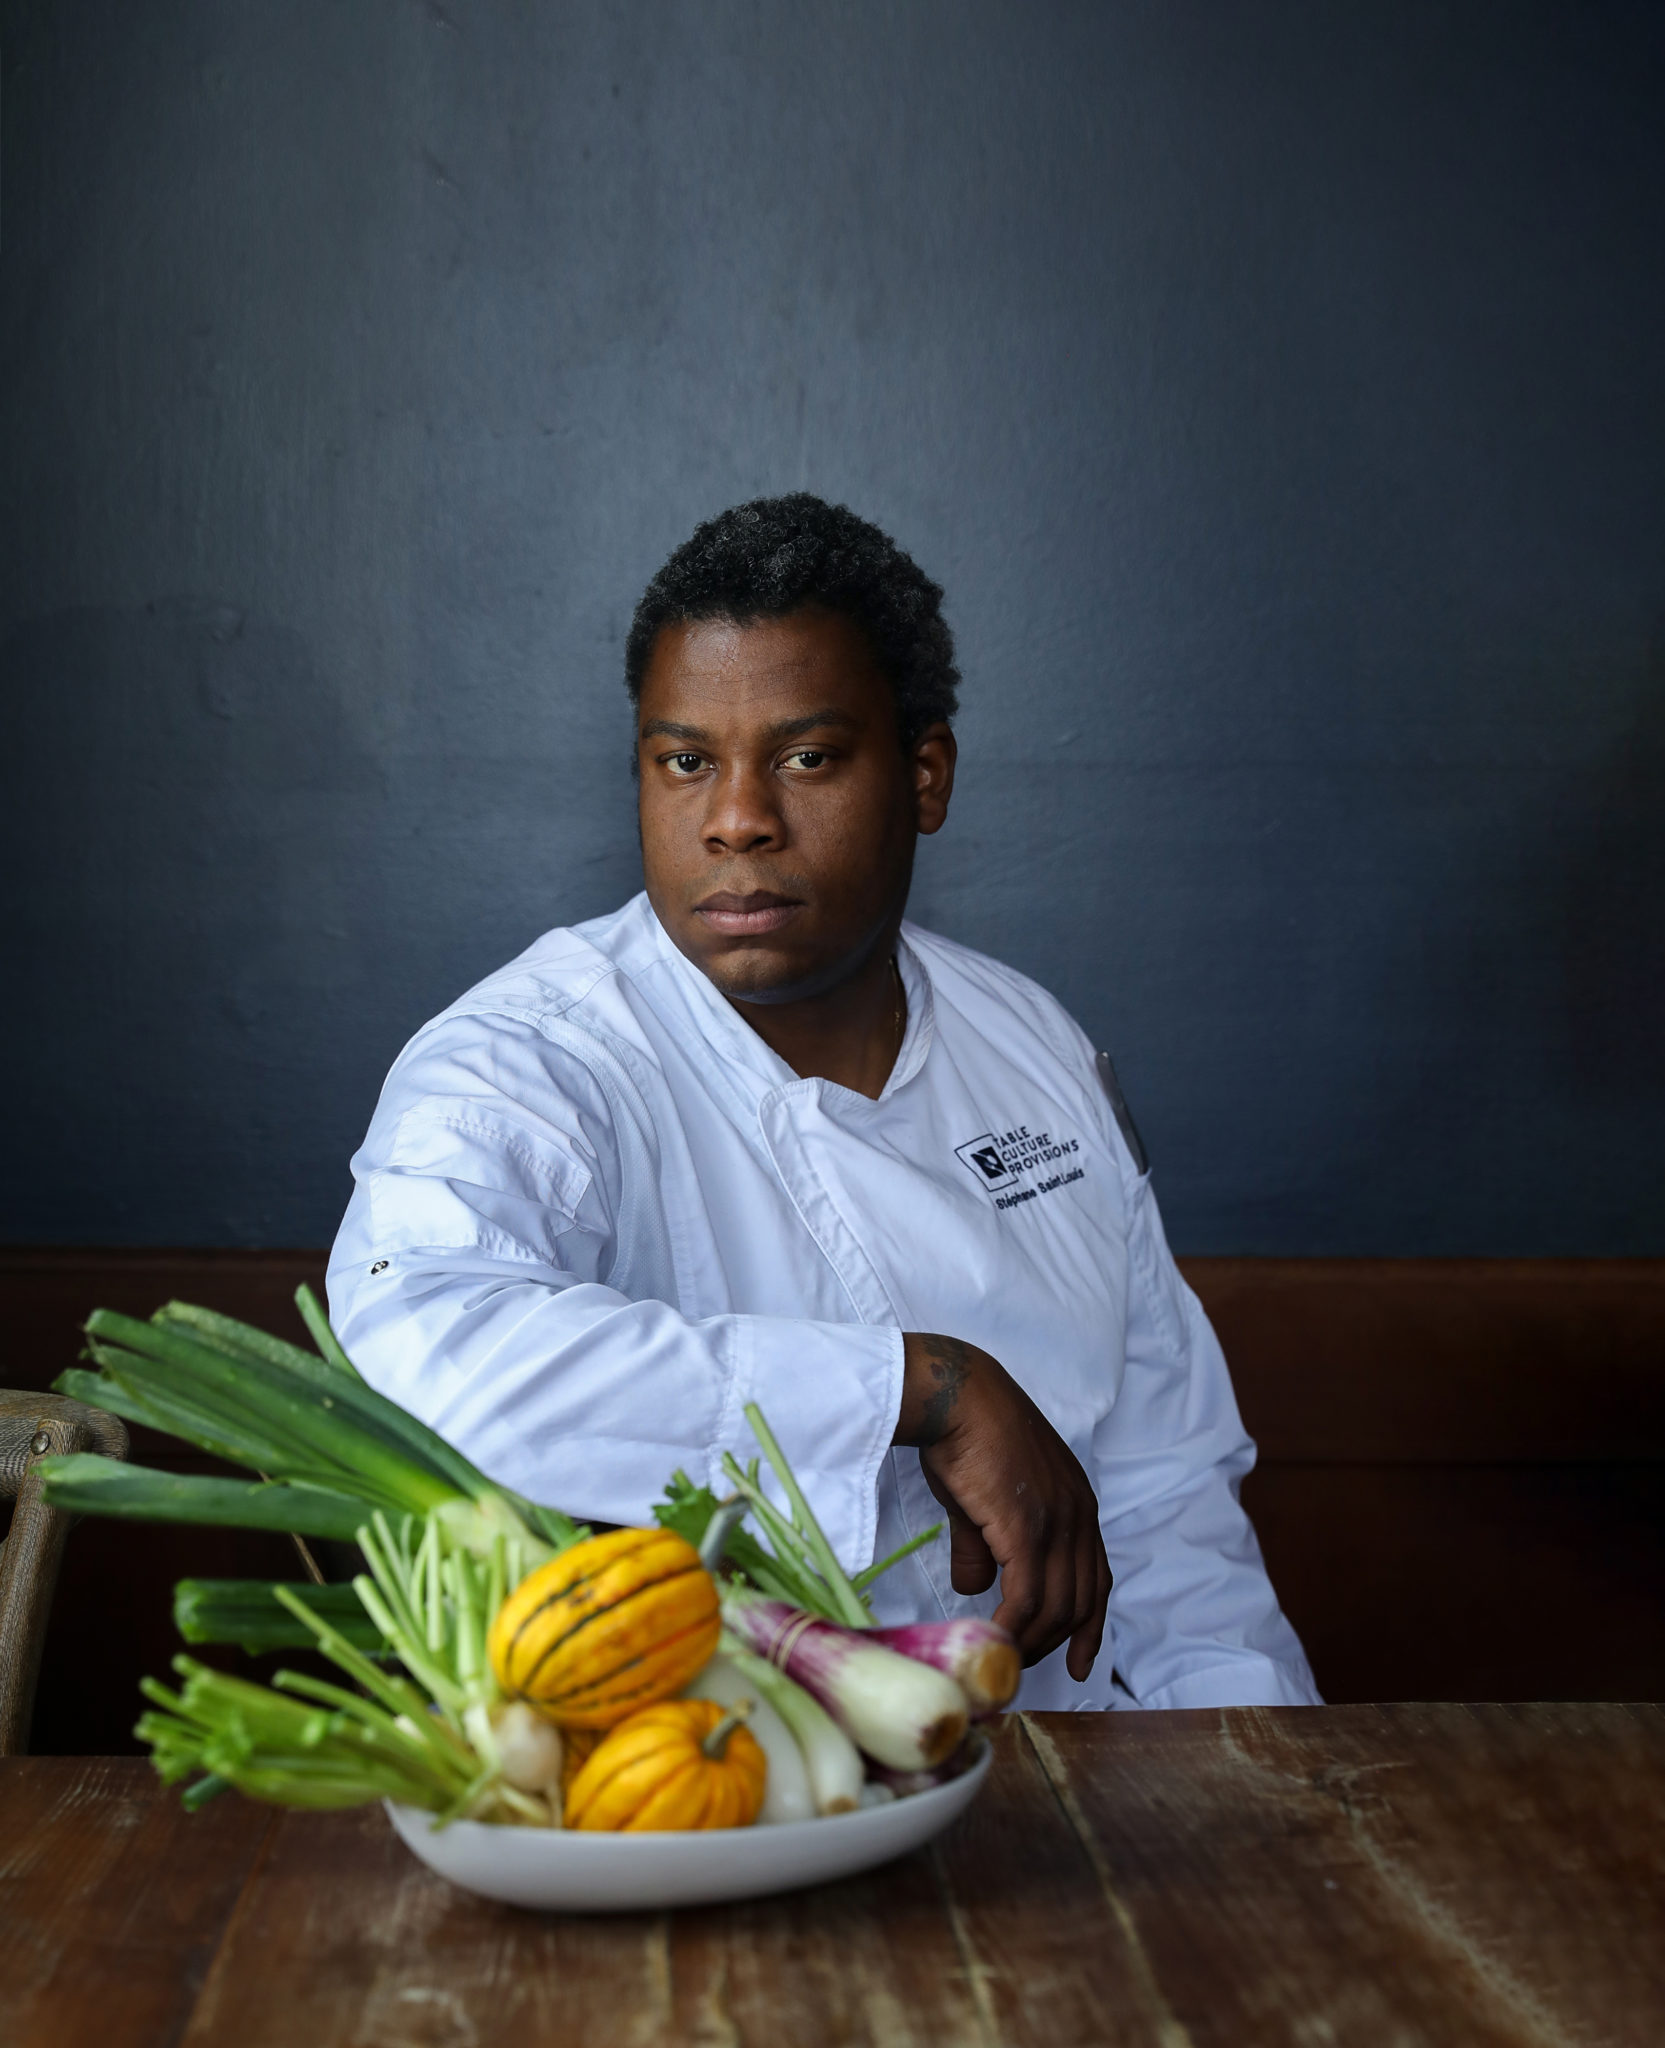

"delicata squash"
[488,1526,721,1728]
[565,1698,768,1831]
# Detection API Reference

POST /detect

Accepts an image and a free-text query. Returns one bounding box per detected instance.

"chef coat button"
[370,1259,389,1275]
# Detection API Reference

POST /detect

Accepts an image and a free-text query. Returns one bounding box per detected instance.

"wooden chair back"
[0,1391,129,1754]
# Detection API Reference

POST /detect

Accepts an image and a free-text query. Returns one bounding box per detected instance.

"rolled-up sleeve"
[1092,1171,1322,1709]
[327,1013,904,1569]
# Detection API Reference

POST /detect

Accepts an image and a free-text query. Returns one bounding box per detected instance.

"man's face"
[637,607,953,1003]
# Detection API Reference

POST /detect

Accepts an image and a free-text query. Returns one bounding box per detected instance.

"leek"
[36,1458,375,1540]
[173,1578,387,1655]
[37,1288,584,1562]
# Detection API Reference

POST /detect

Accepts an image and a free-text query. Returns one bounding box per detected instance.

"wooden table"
[5,1705,1662,2046]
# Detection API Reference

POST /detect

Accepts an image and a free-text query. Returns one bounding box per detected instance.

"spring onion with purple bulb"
[869,1618,1020,1715]
[721,1590,969,1771]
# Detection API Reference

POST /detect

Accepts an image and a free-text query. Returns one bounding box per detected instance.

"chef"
[328,494,1319,1712]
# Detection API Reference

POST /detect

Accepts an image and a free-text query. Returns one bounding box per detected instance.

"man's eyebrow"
[766,709,859,741]
[639,719,709,742]
[638,709,860,745]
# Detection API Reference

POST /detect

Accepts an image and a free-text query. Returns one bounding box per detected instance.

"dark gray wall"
[3,1,1662,1254]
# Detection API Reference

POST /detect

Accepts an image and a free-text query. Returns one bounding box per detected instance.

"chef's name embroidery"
[954,1125,1084,1209]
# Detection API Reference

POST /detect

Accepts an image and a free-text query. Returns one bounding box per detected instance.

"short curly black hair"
[625,494,959,745]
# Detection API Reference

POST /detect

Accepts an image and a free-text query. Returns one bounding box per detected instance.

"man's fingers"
[1031,1502,1085,1666]
[991,1503,1076,1665]
[920,1449,999,1595]
[987,1536,1047,1658]
[1003,1488,1107,1675]
[946,1500,997,1595]
[1065,1522,1111,1682]
[920,1423,1106,1672]
[1065,1617,1102,1683]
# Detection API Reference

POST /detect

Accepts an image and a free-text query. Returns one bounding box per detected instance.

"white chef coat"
[327,892,1319,1712]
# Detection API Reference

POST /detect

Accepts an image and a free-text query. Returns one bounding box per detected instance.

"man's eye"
[666,753,705,774]
[786,750,828,770]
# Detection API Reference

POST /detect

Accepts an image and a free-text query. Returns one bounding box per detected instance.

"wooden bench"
[3,1249,1661,1749]
[1197,1257,1665,1705]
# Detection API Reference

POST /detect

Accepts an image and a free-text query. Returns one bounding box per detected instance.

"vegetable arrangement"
[38,1290,1020,1834]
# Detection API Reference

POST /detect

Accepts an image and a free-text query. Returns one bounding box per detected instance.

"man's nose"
[702,765,784,853]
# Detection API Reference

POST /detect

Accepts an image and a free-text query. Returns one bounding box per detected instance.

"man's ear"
[911,723,957,835]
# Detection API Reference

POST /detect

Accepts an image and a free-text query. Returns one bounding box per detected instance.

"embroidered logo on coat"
[954,1124,1085,1210]
[954,1134,1018,1191]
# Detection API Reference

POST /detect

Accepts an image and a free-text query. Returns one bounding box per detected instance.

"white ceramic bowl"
[385,1742,991,1912]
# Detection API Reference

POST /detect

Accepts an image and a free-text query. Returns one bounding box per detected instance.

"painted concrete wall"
[3,1,1661,1252]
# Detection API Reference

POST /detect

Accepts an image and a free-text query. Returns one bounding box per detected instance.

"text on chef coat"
[953,1124,1086,1209]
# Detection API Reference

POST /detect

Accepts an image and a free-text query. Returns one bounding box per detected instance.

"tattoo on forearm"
[915,1334,973,1447]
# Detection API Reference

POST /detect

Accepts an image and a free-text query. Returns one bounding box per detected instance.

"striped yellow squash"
[488,1526,721,1728]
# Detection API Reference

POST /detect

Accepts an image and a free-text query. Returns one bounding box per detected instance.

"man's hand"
[894,1333,1111,1679]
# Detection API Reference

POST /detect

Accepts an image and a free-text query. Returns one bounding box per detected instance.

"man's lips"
[692,891,804,937]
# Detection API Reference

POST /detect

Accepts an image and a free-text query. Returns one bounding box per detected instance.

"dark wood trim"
[6,1247,1661,1463]
[1184,1256,1665,1464]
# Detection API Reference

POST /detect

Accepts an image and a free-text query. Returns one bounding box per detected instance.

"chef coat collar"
[646,900,935,1107]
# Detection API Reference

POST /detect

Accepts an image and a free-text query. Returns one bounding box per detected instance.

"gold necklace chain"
[891,955,906,1051]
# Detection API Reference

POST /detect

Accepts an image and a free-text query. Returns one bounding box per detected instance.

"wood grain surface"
[3,1705,1661,2048]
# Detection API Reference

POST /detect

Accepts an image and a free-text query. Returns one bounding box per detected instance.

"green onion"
[654,1473,817,1607]
[737,1403,870,1626]
[693,1402,943,1628]
[722,1590,970,1772]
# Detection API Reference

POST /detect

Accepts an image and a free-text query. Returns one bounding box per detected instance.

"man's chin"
[696,945,817,1006]
[675,927,851,1008]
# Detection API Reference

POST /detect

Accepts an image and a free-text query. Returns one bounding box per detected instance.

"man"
[328,495,1318,1710]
